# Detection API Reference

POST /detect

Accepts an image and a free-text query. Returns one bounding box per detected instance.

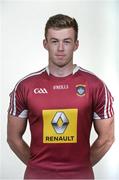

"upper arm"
[7,114,27,141]
[93,116,114,142]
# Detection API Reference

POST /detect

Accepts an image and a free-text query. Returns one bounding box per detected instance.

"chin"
[55,60,70,67]
[51,58,72,67]
[55,62,67,67]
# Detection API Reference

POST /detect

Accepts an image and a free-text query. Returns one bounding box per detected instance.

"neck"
[48,63,76,77]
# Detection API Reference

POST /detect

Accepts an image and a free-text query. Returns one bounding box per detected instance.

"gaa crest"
[76,84,86,96]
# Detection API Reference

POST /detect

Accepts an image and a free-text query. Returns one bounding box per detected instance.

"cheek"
[66,45,75,50]
[49,45,57,51]
[66,47,75,54]
[48,48,56,57]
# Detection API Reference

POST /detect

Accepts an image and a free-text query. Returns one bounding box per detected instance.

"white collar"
[46,65,80,76]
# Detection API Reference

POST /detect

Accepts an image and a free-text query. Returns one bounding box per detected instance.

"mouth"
[56,54,65,56]
[56,54,65,58]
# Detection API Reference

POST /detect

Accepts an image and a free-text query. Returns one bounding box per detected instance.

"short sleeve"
[93,81,114,120]
[8,82,28,118]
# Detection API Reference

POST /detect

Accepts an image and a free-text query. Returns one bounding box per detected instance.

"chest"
[26,79,93,116]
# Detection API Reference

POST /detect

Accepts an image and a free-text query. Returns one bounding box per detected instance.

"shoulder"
[14,67,47,91]
[75,66,108,94]
[77,66,104,85]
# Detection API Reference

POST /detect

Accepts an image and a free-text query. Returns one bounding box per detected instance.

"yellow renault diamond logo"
[43,109,78,143]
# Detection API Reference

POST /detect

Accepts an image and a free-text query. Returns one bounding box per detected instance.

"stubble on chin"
[49,57,73,68]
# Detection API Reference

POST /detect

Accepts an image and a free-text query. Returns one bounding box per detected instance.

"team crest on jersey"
[42,109,78,143]
[76,84,86,96]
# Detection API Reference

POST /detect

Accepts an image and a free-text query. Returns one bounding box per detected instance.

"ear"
[74,40,79,51]
[43,39,48,50]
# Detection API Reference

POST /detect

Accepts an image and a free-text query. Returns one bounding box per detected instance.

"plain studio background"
[1,0,119,179]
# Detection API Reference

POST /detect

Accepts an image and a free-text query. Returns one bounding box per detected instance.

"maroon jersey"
[8,66,114,179]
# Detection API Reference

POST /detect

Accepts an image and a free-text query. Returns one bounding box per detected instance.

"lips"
[56,54,65,55]
[56,54,65,57]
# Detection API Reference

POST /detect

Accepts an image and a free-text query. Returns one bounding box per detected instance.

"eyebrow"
[64,38,73,41]
[50,38,73,41]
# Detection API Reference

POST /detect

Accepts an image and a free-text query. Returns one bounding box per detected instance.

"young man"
[7,14,114,179]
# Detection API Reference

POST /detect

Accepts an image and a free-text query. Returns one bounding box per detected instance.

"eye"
[51,40,58,44]
[64,40,71,44]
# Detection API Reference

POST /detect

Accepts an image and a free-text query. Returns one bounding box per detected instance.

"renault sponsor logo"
[43,109,78,143]
[51,112,69,134]
[45,136,74,142]
[34,88,48,94]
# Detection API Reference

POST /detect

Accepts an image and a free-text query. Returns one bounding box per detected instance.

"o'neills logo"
[42,109,78,144]
[34,88,48,94]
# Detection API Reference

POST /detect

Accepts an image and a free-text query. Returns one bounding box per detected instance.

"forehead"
[46,28,75,40]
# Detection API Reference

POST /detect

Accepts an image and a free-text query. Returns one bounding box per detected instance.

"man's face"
[43,28,79,67]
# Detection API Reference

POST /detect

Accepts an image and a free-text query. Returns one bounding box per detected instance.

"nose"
[58,42,64,51]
